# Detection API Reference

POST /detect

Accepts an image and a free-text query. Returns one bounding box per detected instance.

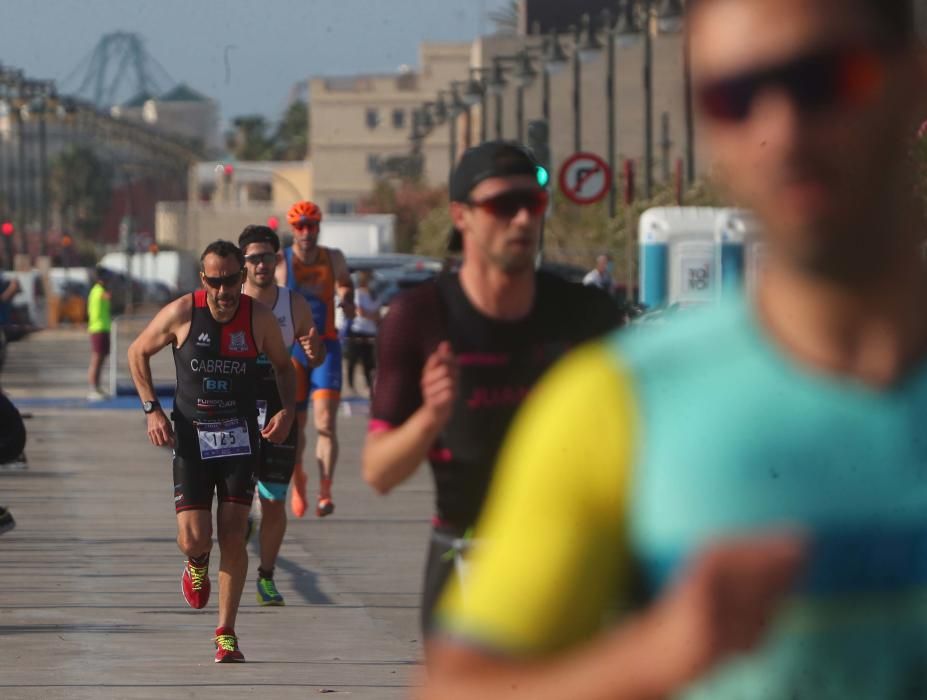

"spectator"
[582,254,613,293]
[345,270,380,397]
[86,267,112,401]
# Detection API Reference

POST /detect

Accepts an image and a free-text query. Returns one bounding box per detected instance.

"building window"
[365,108,379,129]
[328,200,356,215]
[367,154,381,174]
[392,109,405,129]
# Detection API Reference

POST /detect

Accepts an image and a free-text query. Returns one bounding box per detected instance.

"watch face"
[143,401,155,413]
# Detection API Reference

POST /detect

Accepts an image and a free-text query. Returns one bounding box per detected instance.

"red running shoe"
[214,628,245,663]
[181,556,211,609]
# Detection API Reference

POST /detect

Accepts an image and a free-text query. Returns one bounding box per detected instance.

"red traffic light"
[267,216,279,231]
[1,221,13,237]
[223,163,234,176]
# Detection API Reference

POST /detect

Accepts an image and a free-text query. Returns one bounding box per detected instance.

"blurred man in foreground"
[425,1,927,698]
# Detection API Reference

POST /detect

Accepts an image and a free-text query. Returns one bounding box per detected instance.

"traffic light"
[1,221,13,237]
[267,215,279,232]
[526,119,551,183]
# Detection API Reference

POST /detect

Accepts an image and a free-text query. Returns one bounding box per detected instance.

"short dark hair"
[238,225,280,254]
[200,240,244,271]
[687,0,916,43]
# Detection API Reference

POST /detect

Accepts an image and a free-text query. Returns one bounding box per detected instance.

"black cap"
[238,224,280,253]
[447,141,543,253]
[449,140,542,202]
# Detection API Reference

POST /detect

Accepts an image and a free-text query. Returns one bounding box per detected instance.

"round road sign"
[558,152,612,205]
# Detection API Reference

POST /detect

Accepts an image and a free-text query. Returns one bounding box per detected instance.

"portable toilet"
[638,207,719,309]
[714,208,763,298]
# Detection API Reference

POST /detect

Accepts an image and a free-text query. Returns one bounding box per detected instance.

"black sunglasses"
[467,189,549,219]
[202,270,243,289]
[244,253,276,266]
[697,43,887,123]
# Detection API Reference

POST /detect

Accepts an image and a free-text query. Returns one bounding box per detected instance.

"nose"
[749,86,806,149]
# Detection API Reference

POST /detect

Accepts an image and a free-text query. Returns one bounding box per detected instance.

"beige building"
[308,28,705,210]
[309,42,471,214]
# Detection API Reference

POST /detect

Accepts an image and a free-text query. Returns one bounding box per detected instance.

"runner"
[275,201,355,519]
[238,225,325,606]
[424,1,927,697]
[128,240,297,663]
[362,141,622,635]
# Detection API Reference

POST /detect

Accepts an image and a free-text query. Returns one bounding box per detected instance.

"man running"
[362,141,622,635]
[128,240,296,663]
[425,1,927,698]
[276,201,355,519]
[238,224,324,606]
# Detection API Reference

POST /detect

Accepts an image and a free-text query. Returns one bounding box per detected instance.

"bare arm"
[362,341,456,494]
[127,296,190,447]
[253,302,296,442]
[291,293,326,368]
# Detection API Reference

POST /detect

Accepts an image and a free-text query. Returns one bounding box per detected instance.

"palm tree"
[49,146,113,241]
[489,0,519,35]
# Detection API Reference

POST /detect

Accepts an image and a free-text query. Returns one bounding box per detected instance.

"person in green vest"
[87,267,112,401]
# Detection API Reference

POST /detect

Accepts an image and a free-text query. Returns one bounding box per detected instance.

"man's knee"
[177,520,212,556]
[217,524,248,554]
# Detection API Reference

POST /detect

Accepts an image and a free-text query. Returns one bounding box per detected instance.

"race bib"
[256,400,268,430]
[195,418,251,461]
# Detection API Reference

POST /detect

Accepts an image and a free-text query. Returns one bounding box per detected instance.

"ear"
[449,201,468,231]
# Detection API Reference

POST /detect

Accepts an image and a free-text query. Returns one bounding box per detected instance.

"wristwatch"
[142,399,161,414]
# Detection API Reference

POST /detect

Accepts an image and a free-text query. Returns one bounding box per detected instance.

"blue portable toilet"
[638,207,719,309]
[714,209,763,298]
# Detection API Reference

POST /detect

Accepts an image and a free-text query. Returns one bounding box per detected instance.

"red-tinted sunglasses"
[294,220,320,232]
[698,44,887,123]
[467,189,549,219]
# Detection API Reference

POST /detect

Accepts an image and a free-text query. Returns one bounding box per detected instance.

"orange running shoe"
[290,465,308,518]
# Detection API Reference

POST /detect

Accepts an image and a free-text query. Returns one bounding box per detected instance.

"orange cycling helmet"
[287,201,323,227]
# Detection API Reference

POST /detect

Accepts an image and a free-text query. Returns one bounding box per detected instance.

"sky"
[0,0,511,124]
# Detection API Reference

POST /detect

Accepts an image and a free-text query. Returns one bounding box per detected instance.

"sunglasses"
[294,221,320,232]
[467,189,549,219]
[244,253,276,266]
[202,270,243,289]
[697,44,887,123]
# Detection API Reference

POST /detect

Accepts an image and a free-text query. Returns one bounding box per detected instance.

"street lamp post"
[513,51,537,143]
[643,1,655,199]
[571,24,582,153]
[573,14,602,154]
[604,9,618,218]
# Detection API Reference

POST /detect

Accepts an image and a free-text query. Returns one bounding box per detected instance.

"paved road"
[1,328,433,699]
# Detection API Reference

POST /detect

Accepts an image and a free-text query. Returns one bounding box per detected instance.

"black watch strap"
[142,399,161,414]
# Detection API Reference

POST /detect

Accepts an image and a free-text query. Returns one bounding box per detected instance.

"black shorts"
[171,412,259,513]
[256,421,298,501]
